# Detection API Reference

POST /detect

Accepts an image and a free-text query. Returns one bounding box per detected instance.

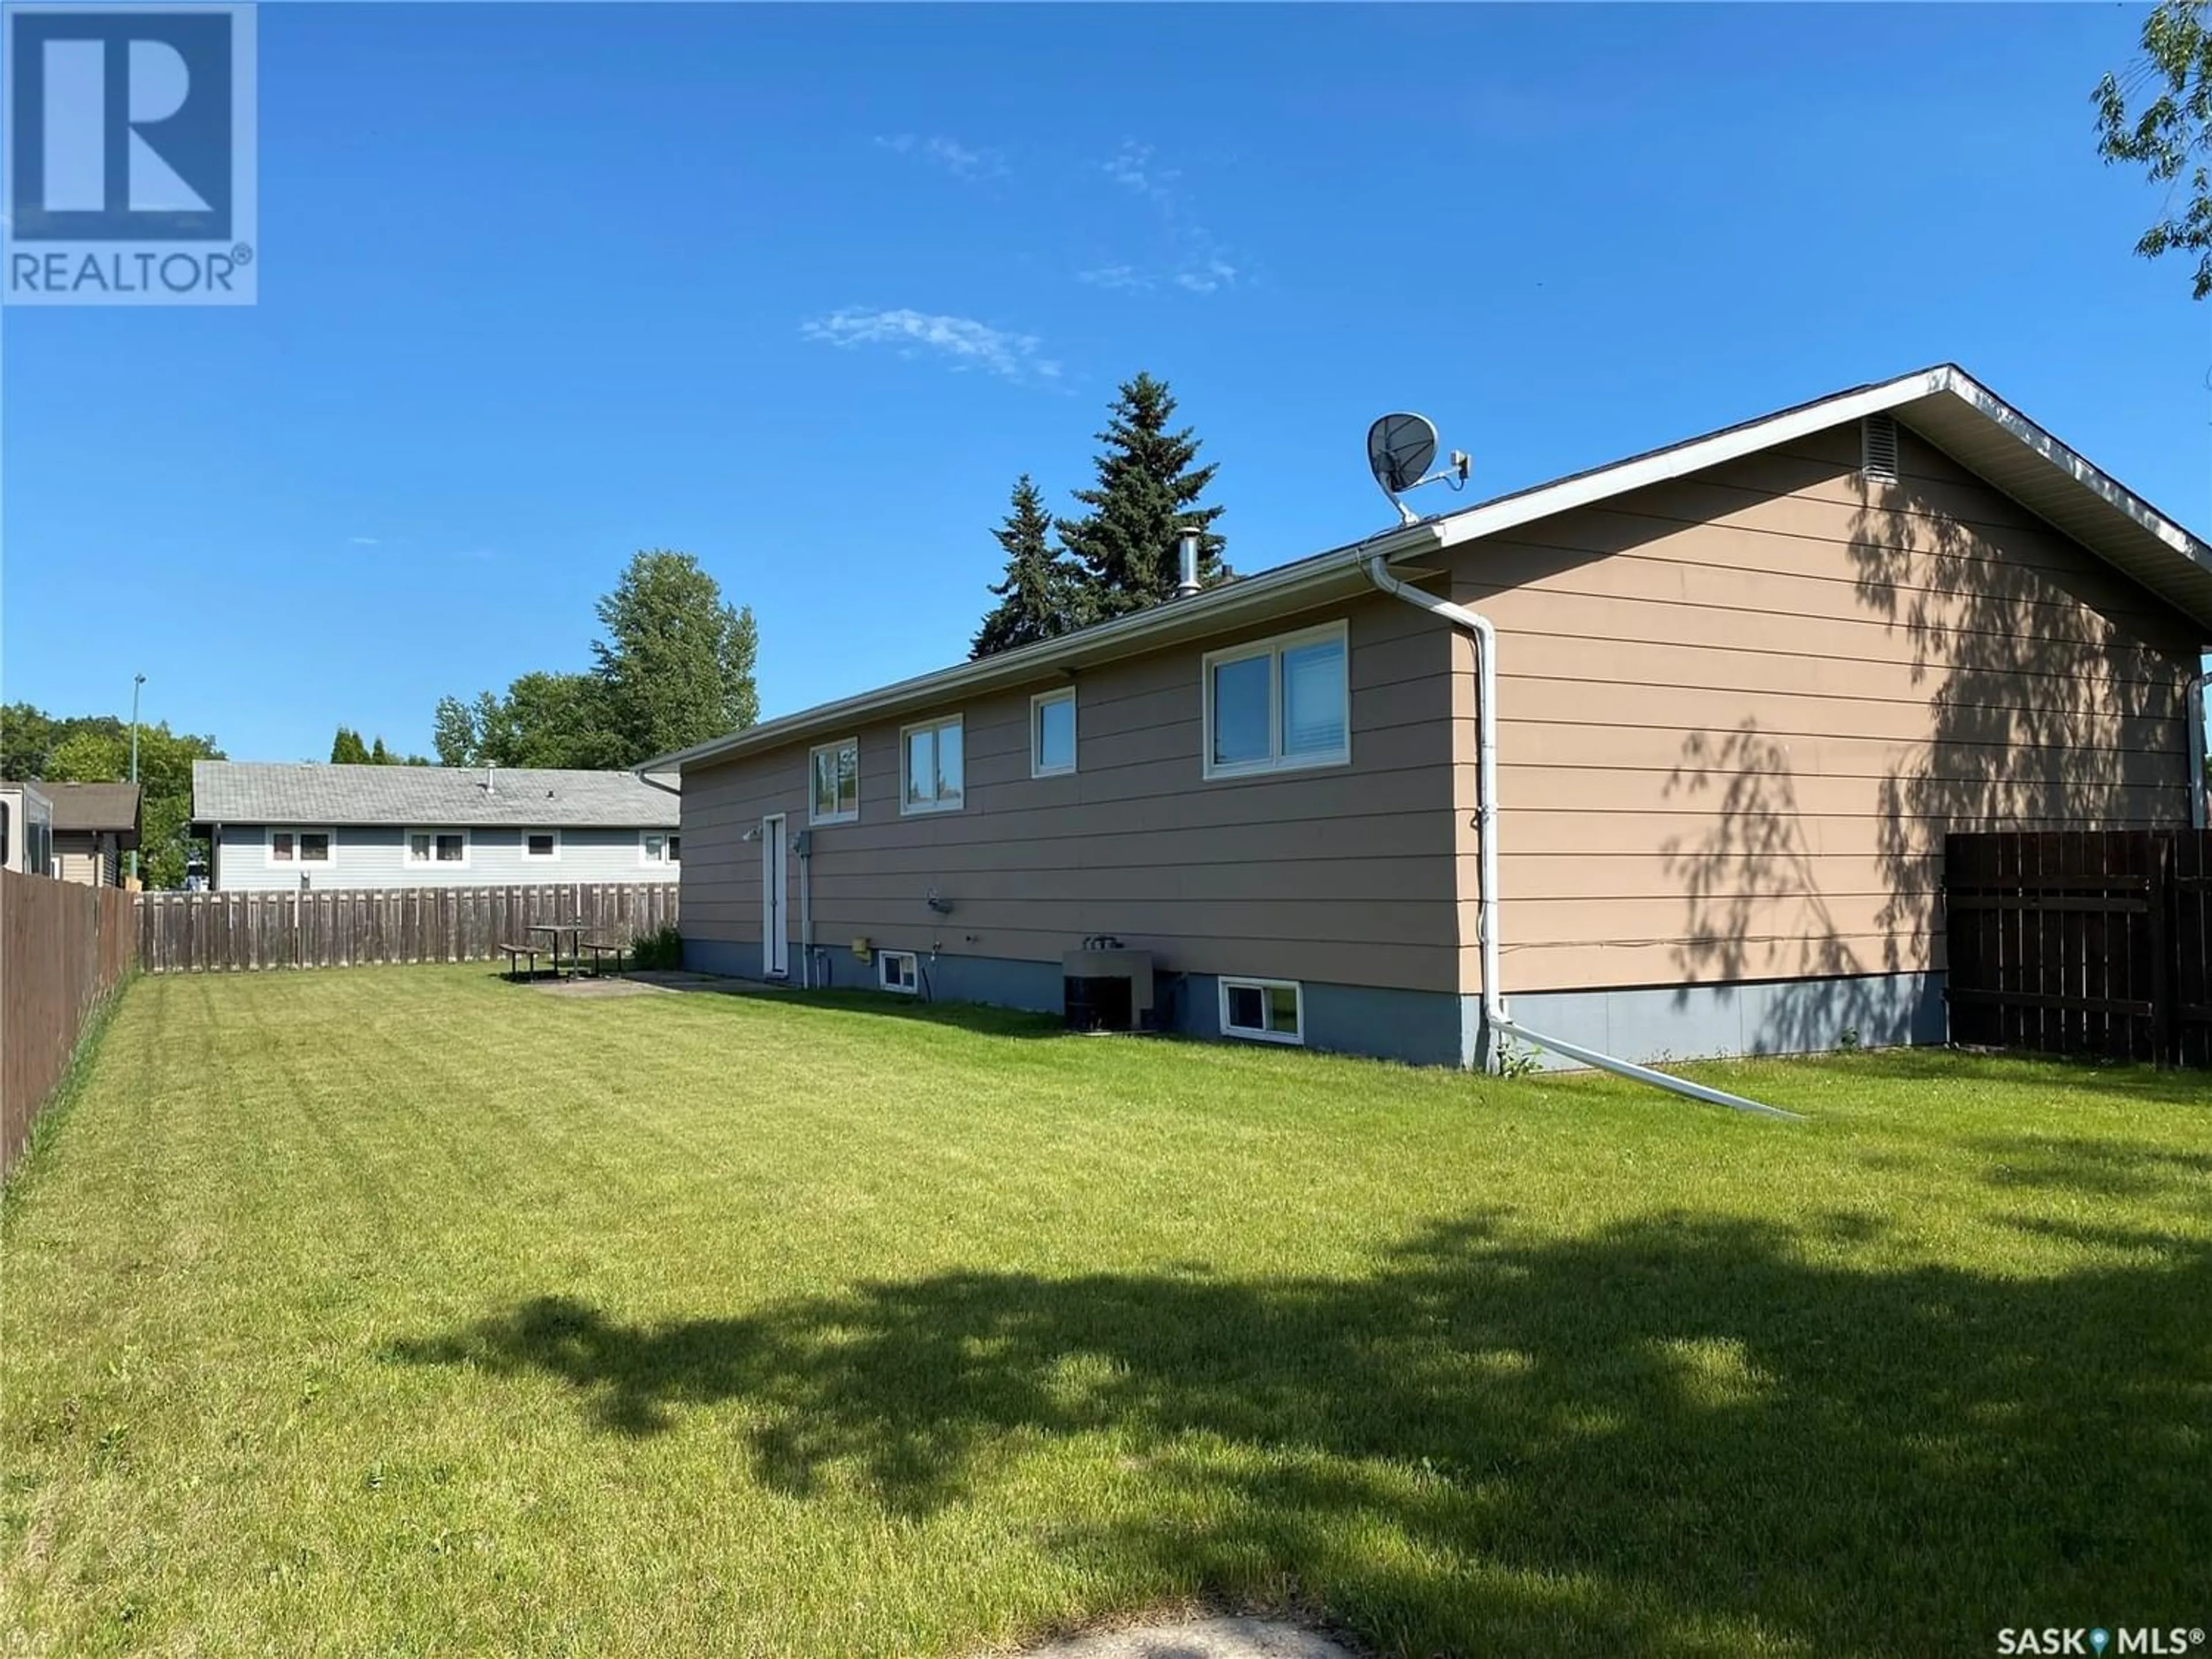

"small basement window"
[1219,976,1303,1045]
[522,830,559,861]
[879,949,919,994]
[405,829,469,868]
[268,828,335,867]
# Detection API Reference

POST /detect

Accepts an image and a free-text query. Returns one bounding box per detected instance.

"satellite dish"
[1368,414,1438,495]
[1365,411,1470,525]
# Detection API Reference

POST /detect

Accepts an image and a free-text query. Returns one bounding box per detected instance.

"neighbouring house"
[189,763,681,892]
[645,366,2211,1070]
[0,782,55,876]
[41,782,142,887]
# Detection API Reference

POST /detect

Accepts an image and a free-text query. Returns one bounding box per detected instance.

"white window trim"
[265,827,338,870]
[1030,687,1078,779]
[403,828,472,871]
[1201,619,1352,782]
[639,830,681,868]
[899,715,966,816]
[521,829,562,862]
[809,736,861,826]
[878,949,919,994]
[1219,976,1305,1046]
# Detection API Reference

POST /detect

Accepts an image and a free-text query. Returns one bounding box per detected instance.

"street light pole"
[128,672,145,885]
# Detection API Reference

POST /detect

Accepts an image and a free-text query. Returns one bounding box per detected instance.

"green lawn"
[4,968,2210,1658]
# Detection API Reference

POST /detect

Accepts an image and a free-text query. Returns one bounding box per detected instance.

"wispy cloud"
[1076,264,1153,292]
[348,535,380,546]
[1089,141,1241,297]
[1102,141,1185,211]
[1173,259,1240,296]
[874,132,1008,182]
[801,308,1060,384]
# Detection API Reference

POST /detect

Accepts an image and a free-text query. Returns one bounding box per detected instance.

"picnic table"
[498,923,627,984]
[528,922,587,978]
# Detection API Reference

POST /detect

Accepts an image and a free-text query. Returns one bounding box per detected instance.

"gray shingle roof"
[192,763,679,828]
[41,781,142,837]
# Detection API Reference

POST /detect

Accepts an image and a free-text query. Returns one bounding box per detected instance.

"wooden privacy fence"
[1943,830,2212,1065]
[135,882,679,974]
[3,869,137,1176]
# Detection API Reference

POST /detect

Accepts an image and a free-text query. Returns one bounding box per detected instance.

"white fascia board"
[1940,368,2211,565]
[1427,364,2211,579]
[648,519,1445,773]
[1427,368,1953,553]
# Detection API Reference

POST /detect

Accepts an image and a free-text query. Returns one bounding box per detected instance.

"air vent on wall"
[1861,414,1900,483]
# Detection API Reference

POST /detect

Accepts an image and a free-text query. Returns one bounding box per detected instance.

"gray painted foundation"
[1483,971,1947,1072]
[681,939,1944,1073]
[681,939,1464,1067]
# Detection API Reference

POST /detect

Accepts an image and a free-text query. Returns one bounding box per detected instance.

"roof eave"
[652,363,2212,777]
[1427,363,2212,633]
[647,518,1448,772]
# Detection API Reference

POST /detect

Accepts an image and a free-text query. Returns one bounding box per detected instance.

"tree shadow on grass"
[1804,1046,2212,1111]
[578,970,1080,1042]
[1965,1134,2212,1200]
[384,1214,2212,1657]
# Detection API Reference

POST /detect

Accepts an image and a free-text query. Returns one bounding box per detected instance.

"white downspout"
[1363,555,1800,1121]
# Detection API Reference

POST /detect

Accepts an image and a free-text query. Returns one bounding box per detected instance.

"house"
[0,782,55,877]
[188,763,681,892]
[41,782,142,887]
[645,366,2210,1070]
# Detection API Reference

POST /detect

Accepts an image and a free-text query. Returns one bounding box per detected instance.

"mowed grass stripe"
[3,965,2209,1657]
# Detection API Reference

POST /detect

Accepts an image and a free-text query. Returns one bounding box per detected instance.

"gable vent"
[1861,414,1900,483]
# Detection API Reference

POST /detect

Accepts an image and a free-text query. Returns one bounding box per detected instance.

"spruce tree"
[1056,372,1227,622]
[329,726,372,764]
[972,475,1083,658]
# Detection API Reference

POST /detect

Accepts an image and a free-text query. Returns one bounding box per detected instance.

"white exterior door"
[761,815,789,978]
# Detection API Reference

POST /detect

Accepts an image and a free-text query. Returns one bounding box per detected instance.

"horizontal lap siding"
[1459,421,2200,994]
[682,596,1461,991]
[211,825,662,891]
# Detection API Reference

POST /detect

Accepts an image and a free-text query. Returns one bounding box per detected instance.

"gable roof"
[191,763,679,829]
[646,363,2211,775]
[41,781,142,845]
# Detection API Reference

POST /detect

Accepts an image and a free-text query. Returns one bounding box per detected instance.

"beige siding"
[683,596,1462,992]
[51,832,116,888]
[1449,421,2202,995]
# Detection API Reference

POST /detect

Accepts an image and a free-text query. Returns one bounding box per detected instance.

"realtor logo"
[5,2,256,304]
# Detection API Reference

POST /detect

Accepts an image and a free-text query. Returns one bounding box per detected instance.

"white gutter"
[640,519,1442,774]
[645,365,2212,779]
[1363,555,1801,1121]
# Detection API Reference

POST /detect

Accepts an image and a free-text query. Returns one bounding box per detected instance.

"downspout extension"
[1362,554,1800,1122]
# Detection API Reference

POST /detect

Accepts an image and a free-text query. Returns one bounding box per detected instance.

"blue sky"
[3,2,2205,762]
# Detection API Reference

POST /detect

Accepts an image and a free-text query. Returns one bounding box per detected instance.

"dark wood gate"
[1942,829,2212,1065]
[2170,834,2212,1067]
